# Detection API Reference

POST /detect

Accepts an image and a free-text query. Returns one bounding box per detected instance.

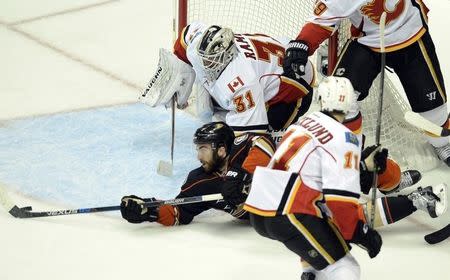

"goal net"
[176,0,440,172]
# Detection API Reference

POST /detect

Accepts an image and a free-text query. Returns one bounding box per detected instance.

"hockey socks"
[378,196,416,226]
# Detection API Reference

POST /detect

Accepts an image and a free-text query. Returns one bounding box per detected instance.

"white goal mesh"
[177,0,440,171]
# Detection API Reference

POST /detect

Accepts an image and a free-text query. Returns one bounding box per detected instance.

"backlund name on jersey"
[296,116,333,144]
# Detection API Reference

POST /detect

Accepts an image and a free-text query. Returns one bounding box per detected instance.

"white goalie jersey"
[173,21,315,132]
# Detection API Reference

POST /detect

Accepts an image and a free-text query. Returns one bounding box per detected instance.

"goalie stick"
[424,224,450,244]
[369,11,387,229]
[156,96,175,177]
[404,111,450,137]
[157,2,182,178]
[3,192,223,219]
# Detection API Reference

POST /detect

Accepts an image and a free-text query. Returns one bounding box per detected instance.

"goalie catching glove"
[120,195,159,223]
[221,167,252,207]
[139,48,195,109]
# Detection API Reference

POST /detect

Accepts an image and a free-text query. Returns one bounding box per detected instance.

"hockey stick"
[404,111,450,137]
[369,12,387,229]
[157,2,179,177]
[424,224,450,244]
[157,96,175,177]
[4,193,223,219]
[139,65,175,177]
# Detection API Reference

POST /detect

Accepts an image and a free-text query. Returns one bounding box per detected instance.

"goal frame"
[174,0,441,172]
[177,0,340,75]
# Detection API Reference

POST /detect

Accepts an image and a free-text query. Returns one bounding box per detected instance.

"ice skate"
[407,184,448,218]
[433,143,450,167]
[397,170,422,192]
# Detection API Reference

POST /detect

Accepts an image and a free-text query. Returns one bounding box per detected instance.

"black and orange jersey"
[157,132,275,226]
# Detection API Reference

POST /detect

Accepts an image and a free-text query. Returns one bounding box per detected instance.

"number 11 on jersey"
[344,151,359,170]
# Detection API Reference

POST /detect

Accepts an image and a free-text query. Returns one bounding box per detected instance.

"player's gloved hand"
[361,145,388,174]
[120,195,159,223]
[283,40,309,78]
[351,220,383,258]
[221,167,252,207]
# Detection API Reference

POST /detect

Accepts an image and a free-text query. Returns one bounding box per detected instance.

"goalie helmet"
[197,25,237,82]
[193,122,235,155]
[317,76,357,115]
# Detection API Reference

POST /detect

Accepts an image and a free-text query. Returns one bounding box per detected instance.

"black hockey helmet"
[193,122,235,156]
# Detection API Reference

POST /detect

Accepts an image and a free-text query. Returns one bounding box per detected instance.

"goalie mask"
[197,25,237,82]
[193,122,235,156]
[317,77,357,116]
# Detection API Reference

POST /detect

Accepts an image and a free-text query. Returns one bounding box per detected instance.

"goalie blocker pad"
[140,48,195,109]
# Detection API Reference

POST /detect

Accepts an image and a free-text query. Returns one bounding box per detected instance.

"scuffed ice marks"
[0,103,202,208]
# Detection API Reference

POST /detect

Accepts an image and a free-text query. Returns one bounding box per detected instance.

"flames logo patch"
[360,0,405,25]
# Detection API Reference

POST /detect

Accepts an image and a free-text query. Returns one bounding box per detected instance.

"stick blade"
[157,160,173,177]
[424,224,450,244]
[9,205,26,218]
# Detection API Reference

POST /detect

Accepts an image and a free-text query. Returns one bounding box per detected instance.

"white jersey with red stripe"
[306,0,428,51]
[244,112,362,237]
[178,21,314,132]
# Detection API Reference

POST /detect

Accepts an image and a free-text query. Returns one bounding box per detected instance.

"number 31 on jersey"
[233,90,255,113]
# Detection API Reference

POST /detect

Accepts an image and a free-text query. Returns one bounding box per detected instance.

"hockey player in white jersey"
[141,21,315,137]
[243,77,383,280]
[283,0,450,166]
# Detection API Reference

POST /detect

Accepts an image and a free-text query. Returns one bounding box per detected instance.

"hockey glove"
[361,145,388,174]
[221,167,252,207]
[120,195,159,224]
[283,40,309,78]
[351,220,382,258]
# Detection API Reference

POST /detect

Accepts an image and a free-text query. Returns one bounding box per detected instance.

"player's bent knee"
[418,104,448,125]
[321,254,360,280]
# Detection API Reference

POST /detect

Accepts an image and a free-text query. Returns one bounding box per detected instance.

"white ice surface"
[0,1,449,280]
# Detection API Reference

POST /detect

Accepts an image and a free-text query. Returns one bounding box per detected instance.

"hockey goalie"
[140,21,315,136]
